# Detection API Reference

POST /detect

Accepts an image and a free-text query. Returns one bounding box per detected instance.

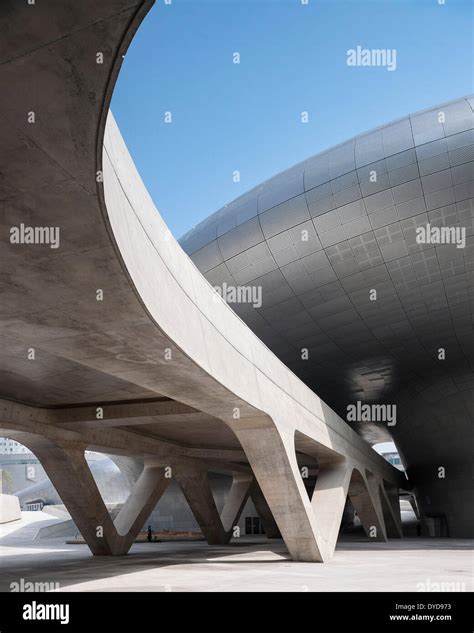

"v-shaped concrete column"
[230,423,326,561]
[173,466,252,544]
[231,419,400,560]
[32,440,170,555]
[250,481,281,539]
[408,494,420,519]
[310,461,353,558]
[220,473,253,534]
[112,460,172,554]
[380,483,403,538]
[348,470,387,542]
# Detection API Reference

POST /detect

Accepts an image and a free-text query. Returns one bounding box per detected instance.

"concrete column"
[33,440,169,555]
[106,455,144,492]
[112,460,171,554]
[173,466,228,544]
[220,473,253,534]
[33,442,116,554]
[380,483,403,538]
[231,423,325,561]
[349,470,387,542]
[408,494,420,519]
[310,461,352,557]
[250,481,281,539]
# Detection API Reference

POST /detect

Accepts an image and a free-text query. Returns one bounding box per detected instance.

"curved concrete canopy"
[181,99,474,537]
[0,0,404,561]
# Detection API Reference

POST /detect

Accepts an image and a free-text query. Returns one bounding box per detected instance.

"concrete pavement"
[1,535,471,593]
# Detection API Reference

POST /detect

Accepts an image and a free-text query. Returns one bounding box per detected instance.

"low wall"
[0,493,21,524]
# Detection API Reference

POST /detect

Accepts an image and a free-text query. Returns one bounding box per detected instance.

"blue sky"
[111,0,473,238]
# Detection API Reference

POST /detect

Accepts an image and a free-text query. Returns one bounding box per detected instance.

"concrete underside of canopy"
[0,0,455,566]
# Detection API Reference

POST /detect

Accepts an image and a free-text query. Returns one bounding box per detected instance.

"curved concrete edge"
[100,113,405,561]
[0,0,406,563]
[102,111,403,485]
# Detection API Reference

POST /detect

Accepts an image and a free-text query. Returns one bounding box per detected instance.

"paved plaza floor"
[1,514,472,593]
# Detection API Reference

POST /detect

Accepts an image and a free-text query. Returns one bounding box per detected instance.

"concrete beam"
[51,399,204,429]
[0,0,407,564]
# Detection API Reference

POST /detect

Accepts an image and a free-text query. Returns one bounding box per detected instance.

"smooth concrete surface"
[0,511,63,540]
[17,467,265,536]
[16,454,129,508]
[0,494,21,524]
[0,0,405,564]
[0,535,472,593]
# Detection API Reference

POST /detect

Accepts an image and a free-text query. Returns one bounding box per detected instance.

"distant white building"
[373,442,405,472]
[0,438,31,455]
[382,451,404,470]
